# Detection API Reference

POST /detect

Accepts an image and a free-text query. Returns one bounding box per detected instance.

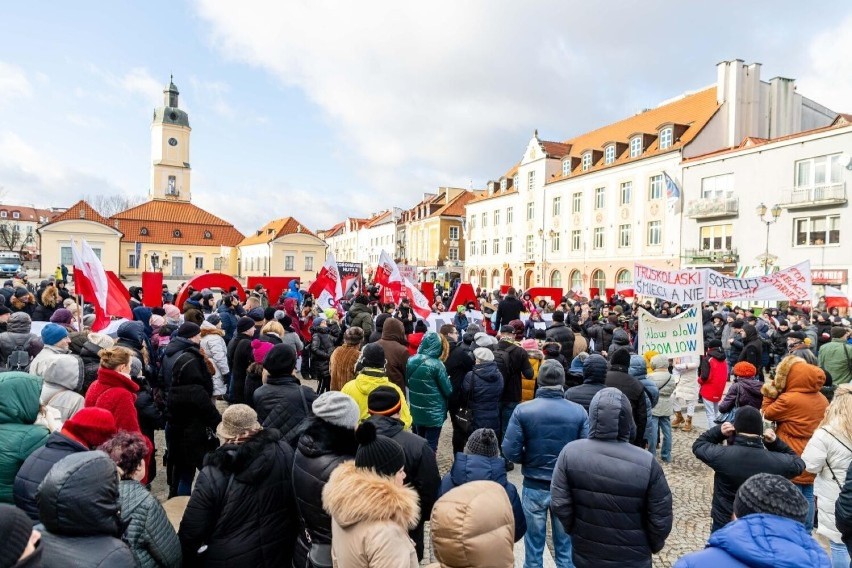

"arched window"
[570,269,582,290]
[550,270,562,288]
[591,269,606,291]
[491,269,500,290]
[616,269,631,285]
[468,270,475,283]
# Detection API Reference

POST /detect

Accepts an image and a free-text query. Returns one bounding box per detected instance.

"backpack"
[6,336,32,371]
[698,355,710,382]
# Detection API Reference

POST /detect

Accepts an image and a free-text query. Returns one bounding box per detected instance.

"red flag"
[71,239,130,331]
[404,277,431,319]
[374,250,402,302]
[106,271,133,320]
[308,252,343,301]
[825,286,850,309]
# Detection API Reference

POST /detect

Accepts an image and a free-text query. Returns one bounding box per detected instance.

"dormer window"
[582,152,592,171]
[630,136,642,158]
[140,227,149,236]
[12,211,20,220]
[562,160,571,176]
[659,127,673,150]
[512,174,518,188]
[604,145,616,165]
[500,178,507,192]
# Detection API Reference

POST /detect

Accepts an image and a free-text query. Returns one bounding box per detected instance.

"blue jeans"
[522,486,573,568]
[829,540,850,568]
[796,483,814,532]
[703,400,719,426]
[175,466,195,497]
[413,425,441,452]
[646,415,672,462]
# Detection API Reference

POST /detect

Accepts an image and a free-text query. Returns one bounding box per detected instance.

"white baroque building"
[465,59,838,297]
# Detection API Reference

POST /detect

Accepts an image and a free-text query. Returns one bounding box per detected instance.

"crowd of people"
[0,275,849,567]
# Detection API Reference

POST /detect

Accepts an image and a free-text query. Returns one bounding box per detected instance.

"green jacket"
[0,372,49,503]
[347,302,373,338]
[405,333,452,427]
[120,479,182,568]
[818,338,852,385]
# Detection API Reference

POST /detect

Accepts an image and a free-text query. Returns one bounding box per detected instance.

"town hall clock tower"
[150,76,191,202]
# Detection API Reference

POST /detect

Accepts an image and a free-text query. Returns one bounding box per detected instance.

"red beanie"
[62,408,118,449]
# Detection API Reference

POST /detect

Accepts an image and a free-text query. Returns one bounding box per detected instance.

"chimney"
[716,59,763,147]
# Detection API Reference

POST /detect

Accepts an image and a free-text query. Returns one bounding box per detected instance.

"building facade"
[238,216,327,282]
[682,116,852,298]
[0,205,59,262]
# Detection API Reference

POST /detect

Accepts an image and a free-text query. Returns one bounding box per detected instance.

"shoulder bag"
[820,427,852,490]
[714,385,740,424]
[455,372,476,436]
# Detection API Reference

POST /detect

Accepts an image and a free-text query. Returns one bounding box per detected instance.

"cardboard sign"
[637,306,704,358]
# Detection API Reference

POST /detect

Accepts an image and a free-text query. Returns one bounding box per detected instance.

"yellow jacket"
[341,369,413,428]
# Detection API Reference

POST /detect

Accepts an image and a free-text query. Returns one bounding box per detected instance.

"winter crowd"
[0,274,850,567]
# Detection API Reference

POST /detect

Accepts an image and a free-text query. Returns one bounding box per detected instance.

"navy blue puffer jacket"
[564,354,608,412]
[438,452,526,542]
[461,361,503,433]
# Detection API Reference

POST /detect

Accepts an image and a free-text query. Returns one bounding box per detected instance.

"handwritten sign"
[706,261,811,301]
[634,264,707,304]
[637,306,704,358]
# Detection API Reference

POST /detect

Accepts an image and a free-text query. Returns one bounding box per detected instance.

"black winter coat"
[14,431,88,521]
[78,341,102,393]
[253,374,317,446]
[837,464,852,556]
[178,429,299,568]
[444,340,474,411]
[495,295,524,328]
[291,418,358,568]
[564,380,606,413]
[160,337,198,391]
[369,415,441,559]
[604,366,648,446]
[461,361,503,433]
[494,340,533,403]
[226,335,253,404]
[551,388,672,568]
[309,326,335,379]
[545,322,575,360]
[692,426,804,529]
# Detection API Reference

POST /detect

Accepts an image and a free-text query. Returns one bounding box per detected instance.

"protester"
[226,316,255,404]
[494,287,523,329]
[545,310,574,360]
[366,386,440,560]
[310,317,335,394]
[605,347,648,447]
[802,384,852,566]
[329,327,363,391]
[692,406,805,533]
[460,347,503,434]
[100,431,181,568]
[375,317,410,391]
[762,355,829,532]
[838,464,852,559]
[671,355,699,432]
[178,404,298,567]
[253,344,317,445]
[347,295,374,339]
[0,373,49,503]
[37,349,85,423]
[551,387,673,567]
[564,353,608,412]
[0,313,43,371]
[718,361,763,414]
[674,474,830,567]
[0,503,42,567]
[200,318,229,398]
[407,319,428,356]
[520,338,543,401]
[407,331,452,451]
[647,354,676,462]
[493,325,534,460]
[35,451,136,566]
[428,480,516,568]
[503,359,588,566]
[322,422,419,567]
[698,339,728,425]
[818,326,852,386]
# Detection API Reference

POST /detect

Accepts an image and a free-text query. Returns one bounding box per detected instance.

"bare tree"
[82,194,146,217]
[0,223,34,254]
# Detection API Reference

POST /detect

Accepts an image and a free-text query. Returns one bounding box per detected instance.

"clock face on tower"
[168,138,178,146]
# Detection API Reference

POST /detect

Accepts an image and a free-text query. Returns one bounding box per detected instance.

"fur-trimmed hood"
[41,285,61,308]
[762,355,825,399]
[322,460,419,530]
[199,325,225,338]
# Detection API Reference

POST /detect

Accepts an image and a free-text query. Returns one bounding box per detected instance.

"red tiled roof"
[541,141,571,158]
[366,210,393,228]
[239,216,317,246]
[432,191,481,217]
[41,200,117,231]
[111,200,243,246]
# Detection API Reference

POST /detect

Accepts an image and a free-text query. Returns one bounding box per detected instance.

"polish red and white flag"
[824,286,850,309]
[374,250,403,301]
[71,238,132,331]
[308,252,343,302]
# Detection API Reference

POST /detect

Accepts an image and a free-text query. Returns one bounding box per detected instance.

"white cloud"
[0,62,32,106]
[118,67,163,107]
[799,13,852,113]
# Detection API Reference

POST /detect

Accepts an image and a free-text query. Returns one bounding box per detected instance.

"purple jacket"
[718,378,763,413]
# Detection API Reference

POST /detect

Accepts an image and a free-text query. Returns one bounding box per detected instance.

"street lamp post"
[756,202,782,276]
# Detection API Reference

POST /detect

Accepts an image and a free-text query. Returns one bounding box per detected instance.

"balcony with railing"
[683,248,739,266]
[780,182,846,209]
[685,196,739,219]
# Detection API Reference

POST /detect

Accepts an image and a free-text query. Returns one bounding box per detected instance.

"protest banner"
[423,310,553,333]
[706,260,812,301]
[338,262,363,297]
[633,264,707,304]
[398,264,417,283]
[637,306,704,358]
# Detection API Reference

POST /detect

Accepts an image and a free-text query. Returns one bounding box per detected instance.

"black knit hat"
[237,316,255,333]
[263,307,276,321]
[263,344,297,376]
[734,473,809,524]
[177,322,201,339]
[464,428,499,458]
[0,503,33,568]
[360,343,385,368]
[355,421,405,476]
[610,347,631,368]
[367,386,402,416]
[732,406,764,436]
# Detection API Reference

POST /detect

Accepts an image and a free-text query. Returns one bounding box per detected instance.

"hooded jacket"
[0,313,43,369]
[322,461,420,568]
[178,429,298,568]
[564,355,608,412]
[36,451,135,567]
[550,388,673,568]
[341,368,413,428]
[78,340,104,392]
[38,353,85,422]
[85,367,142,434]
[494,338,535,404]
[762,356,829,485]
[673,513,830,568]
[406,333,452,427]
[119,479,182,568]
[13,431,88,521]
[692,425,805,529]
[649,369,676,417]
[0,372,49,503]
[545,322,575,361]
[200,322,229,396]
[605,363,648,446]
[718,377,763,413]
[438,453,525,542]
[291,418,359,567]
[347,302,374,338]
[427,480,516,568]
[329,343,360,391]
[253,374,317,445]
[226,333,253,404]
[375,317,410,391]
[802,424,852,543]
[460,361,503,433]
[699,347,728,403]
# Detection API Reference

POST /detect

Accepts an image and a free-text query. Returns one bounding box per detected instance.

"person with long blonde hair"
[803,384,852,566]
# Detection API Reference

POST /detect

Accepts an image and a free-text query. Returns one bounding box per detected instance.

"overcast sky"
[1,1,849,234]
